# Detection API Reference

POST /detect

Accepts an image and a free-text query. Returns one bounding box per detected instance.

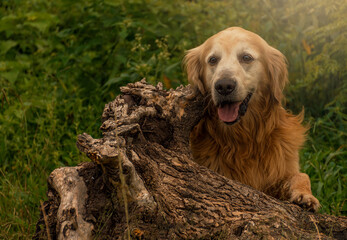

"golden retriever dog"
[184,27,320,211]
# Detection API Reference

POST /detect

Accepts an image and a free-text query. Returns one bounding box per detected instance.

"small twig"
[118,152,131,240]
[309,215,321,240]
[40,200,52,240]
[114,105,131,240]
[1,88,9,109]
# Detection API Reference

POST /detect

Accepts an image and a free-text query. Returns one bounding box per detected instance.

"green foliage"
[0,0,346,238]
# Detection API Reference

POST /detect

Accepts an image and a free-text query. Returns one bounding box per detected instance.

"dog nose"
[215,79,236,96]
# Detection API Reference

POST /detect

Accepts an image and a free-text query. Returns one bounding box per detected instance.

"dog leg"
[287,173,320,212]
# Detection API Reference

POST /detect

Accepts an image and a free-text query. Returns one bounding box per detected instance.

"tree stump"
[34,79,347,239]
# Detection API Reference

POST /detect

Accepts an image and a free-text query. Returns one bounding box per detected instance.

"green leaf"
[0,41,17,55]
[0,70,19,83]
[104,0,122,7]
[104,73,131,86]
[23,12,58,32]
[24,21,51,32]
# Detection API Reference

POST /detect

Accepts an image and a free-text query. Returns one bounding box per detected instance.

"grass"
[0,86,101,238]
[0,0,346,238]
[302,113,347,215]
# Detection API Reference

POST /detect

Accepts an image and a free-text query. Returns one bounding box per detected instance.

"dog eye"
[241,54,254,63]
[208,56,218,65]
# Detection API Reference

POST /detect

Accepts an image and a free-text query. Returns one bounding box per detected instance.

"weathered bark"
[35,79,347,240]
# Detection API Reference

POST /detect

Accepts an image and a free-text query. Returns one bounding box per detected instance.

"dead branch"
[34,79,347,240]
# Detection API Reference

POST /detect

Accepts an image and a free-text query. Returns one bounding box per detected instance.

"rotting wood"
[34,79,347,240]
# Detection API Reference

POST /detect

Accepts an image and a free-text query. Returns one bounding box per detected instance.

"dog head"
[184,27,288,125]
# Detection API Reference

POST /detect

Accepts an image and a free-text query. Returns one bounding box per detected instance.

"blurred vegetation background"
[0,0,346,238]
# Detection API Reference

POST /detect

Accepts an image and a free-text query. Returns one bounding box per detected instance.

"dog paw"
[290,192,320,212]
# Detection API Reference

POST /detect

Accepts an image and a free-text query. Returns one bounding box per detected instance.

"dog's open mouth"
[217,92,253,125]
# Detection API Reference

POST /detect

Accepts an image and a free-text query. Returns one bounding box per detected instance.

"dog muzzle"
[217,92,253,125]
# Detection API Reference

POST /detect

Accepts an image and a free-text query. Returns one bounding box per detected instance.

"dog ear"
[184,46,206,94]
[267,47,288,103]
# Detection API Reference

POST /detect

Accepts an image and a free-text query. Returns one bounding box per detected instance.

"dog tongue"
[217,102,241,123]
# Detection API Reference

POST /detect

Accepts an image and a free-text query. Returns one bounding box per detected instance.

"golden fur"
[184,27,319,211]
